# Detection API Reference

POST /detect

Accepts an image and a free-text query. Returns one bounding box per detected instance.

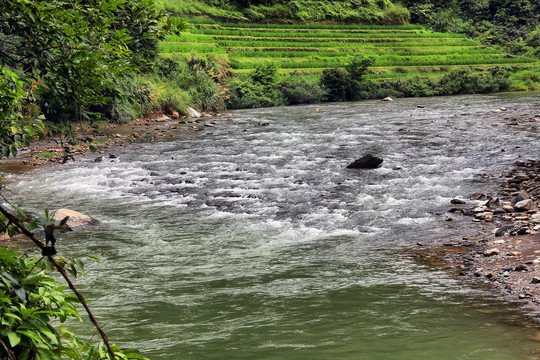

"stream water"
[6,92,540,359]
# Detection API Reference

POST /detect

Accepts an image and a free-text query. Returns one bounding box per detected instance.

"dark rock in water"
[94,157,103,163]
[347,154,383,169]
[451,198,466,205]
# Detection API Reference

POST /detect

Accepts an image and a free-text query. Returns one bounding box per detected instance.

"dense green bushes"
[225,62,516,109]
[160,0,410,25]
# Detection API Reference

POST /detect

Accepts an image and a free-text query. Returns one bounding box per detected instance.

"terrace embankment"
[411,124,540,318]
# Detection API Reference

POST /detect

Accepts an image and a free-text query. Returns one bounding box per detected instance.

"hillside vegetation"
[160,19,537,81]
[157,0,410,24]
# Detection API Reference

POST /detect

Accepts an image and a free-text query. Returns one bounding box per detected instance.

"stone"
[514,199,534,211]
[347,154,383,169]
[502,205,514,213]
[470,193,486,200]
[451,198,466,205]
[513,191,530,204]
[473,205,488,213]
[532,277,540,284]
[417,105,425,108]
[530,213,540,223]
[483,248,500,257]
[381,97,393,101]
[495,225,514,237]
[514,264,529,272]
[94,157,103,163]
[172,111,180,119]
[187,106,201,118]
[487,197,499,208]
[52,209,100,231]
[155,115,171,122]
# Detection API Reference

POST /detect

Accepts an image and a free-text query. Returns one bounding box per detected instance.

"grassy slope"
[159,19,538,81]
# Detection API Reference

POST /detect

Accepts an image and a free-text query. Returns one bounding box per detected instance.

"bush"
[435,69,511,95]
[319,54,375,102]
[226,64,285,109]
[279,76,327,105]
[319,67,351,102]
[380,3,410,25]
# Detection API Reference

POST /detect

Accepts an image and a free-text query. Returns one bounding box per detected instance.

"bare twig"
[0,206,115,358]
[0,338,16,360]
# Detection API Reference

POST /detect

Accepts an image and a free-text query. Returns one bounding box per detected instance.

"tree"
[320,54,375,102]
[0,0,186,122]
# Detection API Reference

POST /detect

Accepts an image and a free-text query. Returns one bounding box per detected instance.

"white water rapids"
[6,92,540,359]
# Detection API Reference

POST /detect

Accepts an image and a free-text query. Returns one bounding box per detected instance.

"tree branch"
[0,206,115,358]
[0,338,16,360]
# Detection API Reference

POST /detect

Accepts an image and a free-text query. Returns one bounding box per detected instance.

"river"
[7,92,540,359]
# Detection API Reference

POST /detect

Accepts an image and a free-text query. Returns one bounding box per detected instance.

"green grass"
[160,19,539,81]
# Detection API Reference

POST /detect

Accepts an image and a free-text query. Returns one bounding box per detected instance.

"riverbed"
[6,92,540,359]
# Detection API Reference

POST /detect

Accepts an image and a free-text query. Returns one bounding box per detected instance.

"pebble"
[483,248,500,257]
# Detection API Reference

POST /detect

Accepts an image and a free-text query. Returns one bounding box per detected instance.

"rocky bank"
[415,157,540,318]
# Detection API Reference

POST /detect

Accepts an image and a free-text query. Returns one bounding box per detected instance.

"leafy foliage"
[0,67,44,159]
[279,75,327,105]
[227,64,284,108]
[0,0,187,123]
[319,54,375,102]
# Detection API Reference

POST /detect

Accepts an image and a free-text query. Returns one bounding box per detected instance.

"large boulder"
[52,209,100,231]
[347,154,383,169]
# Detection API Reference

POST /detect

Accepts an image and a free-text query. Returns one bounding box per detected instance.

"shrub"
[279,76,327,105]
[319,54,375,102]
[226,64,284,109]
[380,3,410,25]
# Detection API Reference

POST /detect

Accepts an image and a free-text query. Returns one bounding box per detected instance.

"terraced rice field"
[160,20,538,80]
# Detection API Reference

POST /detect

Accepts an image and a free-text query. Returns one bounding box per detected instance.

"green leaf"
[2,145,10,158]
[7,331,21,347]
[17,329,45,346]
[13,205,26,219]
[9,145,17,158]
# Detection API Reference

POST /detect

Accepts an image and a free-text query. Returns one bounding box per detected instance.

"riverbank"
[411,110,540,319]
[0,111,229,172]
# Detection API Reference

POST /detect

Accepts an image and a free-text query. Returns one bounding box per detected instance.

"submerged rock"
[52,209,101,231]
[347,154,383,169]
